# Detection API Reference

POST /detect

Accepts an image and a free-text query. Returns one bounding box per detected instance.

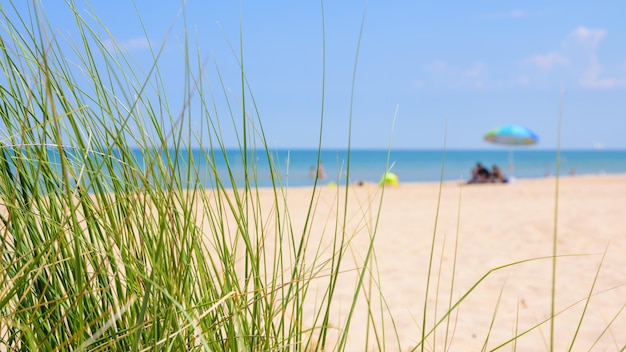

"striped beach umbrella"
[484,124,539,146]
[484,124,539,174]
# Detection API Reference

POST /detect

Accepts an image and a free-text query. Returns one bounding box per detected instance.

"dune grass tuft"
[0,1,388,350]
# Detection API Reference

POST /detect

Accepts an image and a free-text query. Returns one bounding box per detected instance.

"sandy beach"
[218,174,626,351]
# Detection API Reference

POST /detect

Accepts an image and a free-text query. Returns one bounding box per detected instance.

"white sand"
[206,174,626,351]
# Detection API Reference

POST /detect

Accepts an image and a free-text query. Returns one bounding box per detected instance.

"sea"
[171,149,626,188]
[32,147,626,190]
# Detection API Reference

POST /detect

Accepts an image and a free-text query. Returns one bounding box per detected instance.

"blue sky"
[9,1,626,149]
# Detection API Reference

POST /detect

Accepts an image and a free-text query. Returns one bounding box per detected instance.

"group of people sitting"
[468,162,508,184]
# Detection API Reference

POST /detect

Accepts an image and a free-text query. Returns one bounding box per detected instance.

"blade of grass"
[421,116,447,351]
[549,86,564,350]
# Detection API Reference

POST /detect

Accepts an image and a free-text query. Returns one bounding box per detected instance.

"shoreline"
[261,171,626,190]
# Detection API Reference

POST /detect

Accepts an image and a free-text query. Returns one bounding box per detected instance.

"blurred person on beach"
[468,162,490,184]
[309,163,326,179]
[490,165,508,183]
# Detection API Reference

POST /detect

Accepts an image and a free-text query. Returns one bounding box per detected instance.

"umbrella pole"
[508,147,514,175]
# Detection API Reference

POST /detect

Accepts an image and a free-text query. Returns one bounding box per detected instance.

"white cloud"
[565,27,626,88]
[121,38,151,51]
[104,37,151,52]
[579,56,625,88]
[427,60,448,75]
[418,25,624,91]
[528,52,569,70]
[465,63,485,78]
[526,26,626,89]
[483,9,528,19]
[509,9,527,18]
[418,61,488,90]
[565,26,606,47]
[424,60,450,86]
[463,63,487,89]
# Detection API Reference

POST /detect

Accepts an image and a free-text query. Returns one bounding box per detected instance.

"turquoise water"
[180,149,626,188]
[24,148,626,190]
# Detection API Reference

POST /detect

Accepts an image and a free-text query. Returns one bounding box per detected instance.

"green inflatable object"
[380,172,399,186]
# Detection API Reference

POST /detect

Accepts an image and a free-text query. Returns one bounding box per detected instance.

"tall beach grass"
[0,1,391,350]
[0,1,624,351]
